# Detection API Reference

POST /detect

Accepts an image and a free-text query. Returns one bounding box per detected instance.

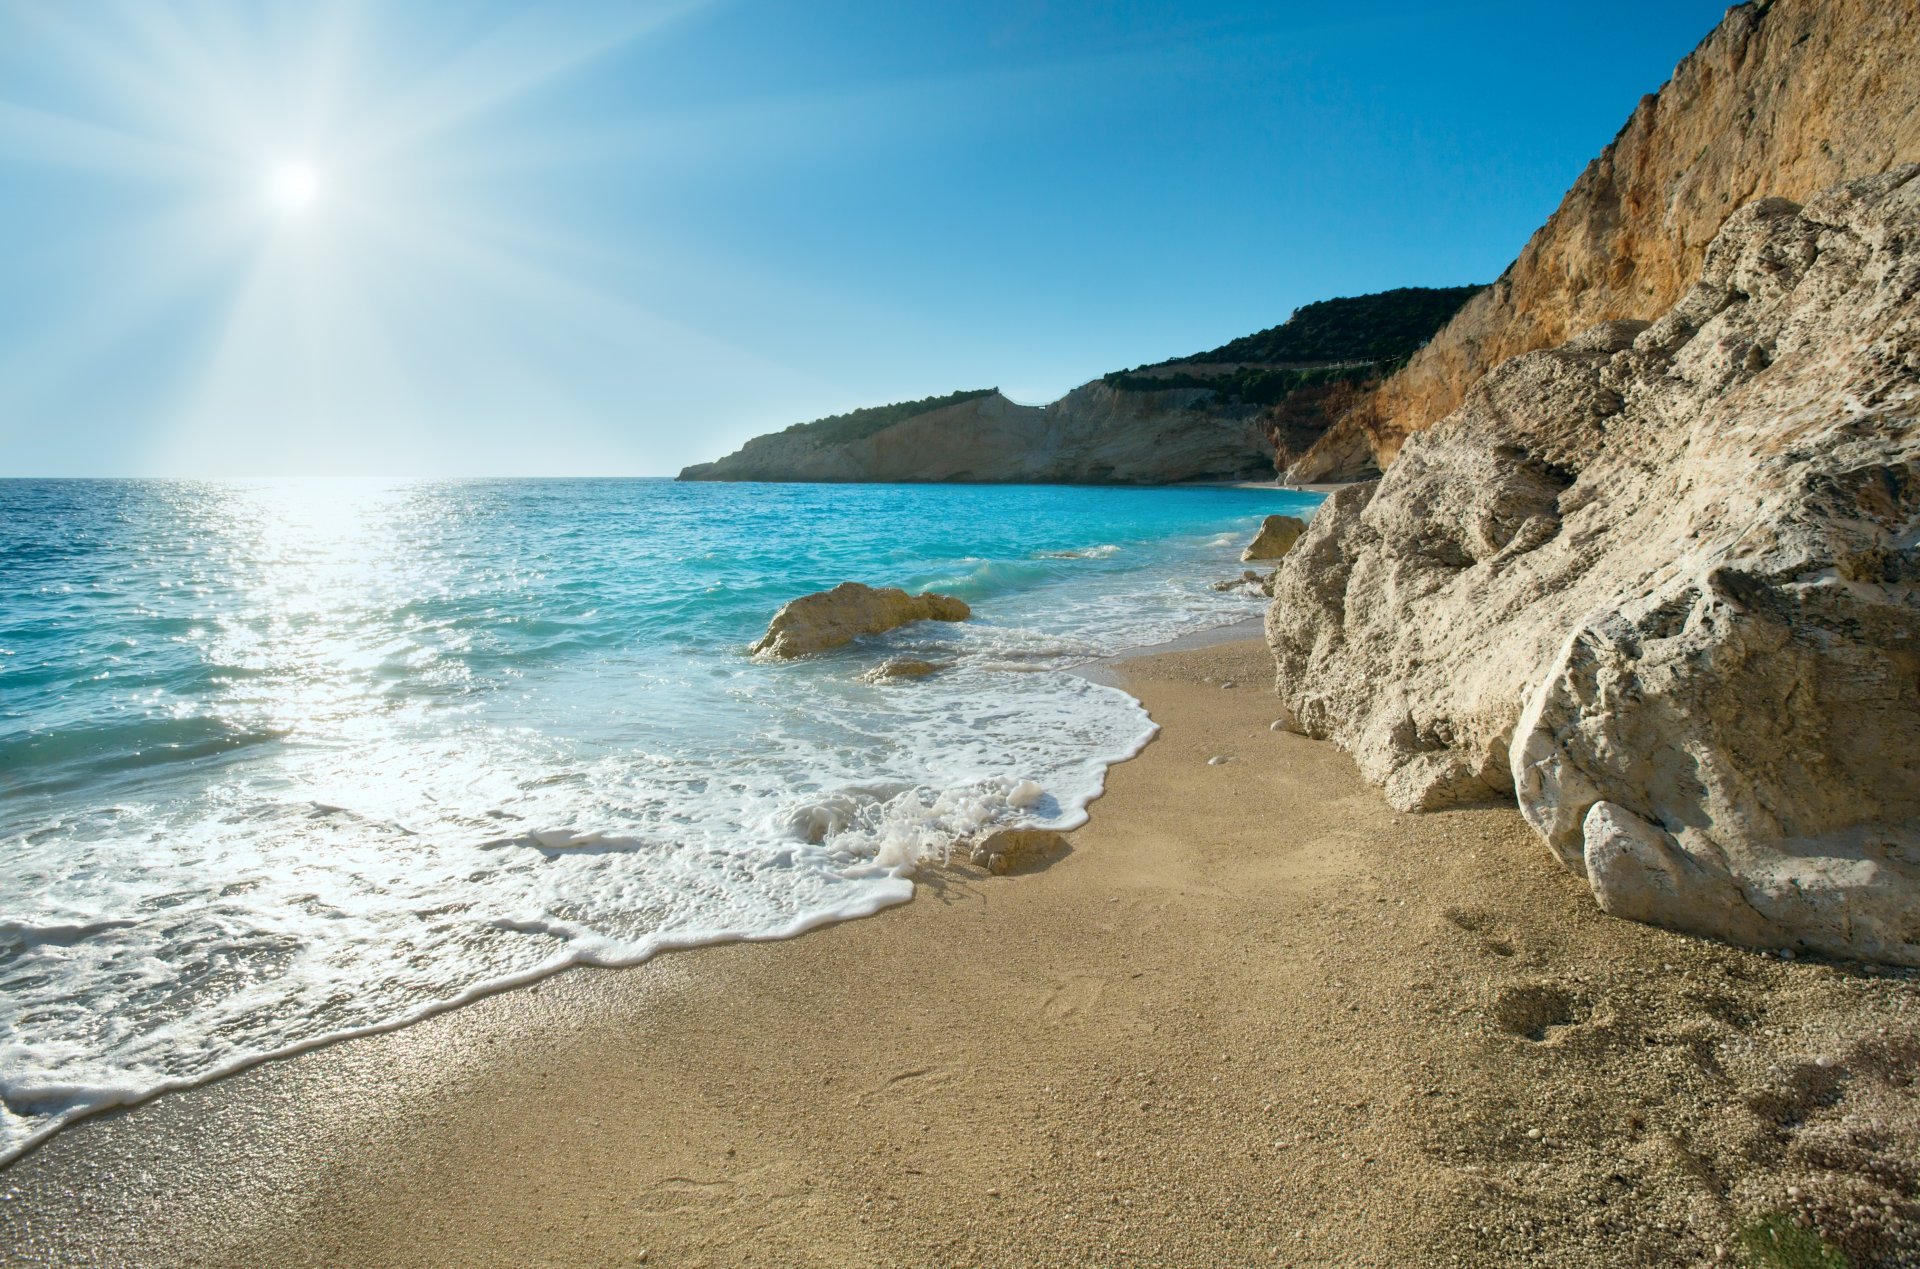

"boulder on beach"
[969,828,1068,876]
[751,582,970,658]
[1240,515,1306,562]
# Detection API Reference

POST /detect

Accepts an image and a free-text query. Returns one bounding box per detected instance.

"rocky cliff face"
[680,384,1274,484]
[1268,172,1920,963]
[1288,0,1920,482]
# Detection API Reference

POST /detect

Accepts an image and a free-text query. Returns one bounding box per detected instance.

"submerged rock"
[861,658,946,683]
[752,582,969,658]
[1211,569,1279,597]
[1241,515,1307,562]
[1267,171,1920,965]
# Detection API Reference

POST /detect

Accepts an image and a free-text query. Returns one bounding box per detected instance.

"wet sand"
[3,639,1915,1268]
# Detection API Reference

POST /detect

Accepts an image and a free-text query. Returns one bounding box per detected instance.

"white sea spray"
[0,477,1320,1163]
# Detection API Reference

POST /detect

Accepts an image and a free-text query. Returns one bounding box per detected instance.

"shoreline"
[5,638,1916,1267]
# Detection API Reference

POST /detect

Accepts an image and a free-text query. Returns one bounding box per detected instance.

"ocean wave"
[1035,543,1122,559]
[0,477,1321,1166]
[0,716,287,795]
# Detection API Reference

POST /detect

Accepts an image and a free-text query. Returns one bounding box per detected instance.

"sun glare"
[266,160,322,213]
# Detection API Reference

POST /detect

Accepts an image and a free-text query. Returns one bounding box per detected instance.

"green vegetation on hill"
[1186,285,1483,365]
[778,388,998,446]
[1104,363,1377,406]
[1102,285,1483,406]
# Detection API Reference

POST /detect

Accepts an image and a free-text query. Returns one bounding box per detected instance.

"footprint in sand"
[1043,974,1105,1022]
[861,1063,962,1101]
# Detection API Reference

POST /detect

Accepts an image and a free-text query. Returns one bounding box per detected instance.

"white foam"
[0,492,1309,1167]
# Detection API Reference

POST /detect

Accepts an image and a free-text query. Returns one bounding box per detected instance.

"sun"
[266,160,323,213]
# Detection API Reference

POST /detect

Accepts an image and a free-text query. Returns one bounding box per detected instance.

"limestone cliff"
[679,385,1275,485]
[680,288,1480,485]
[1288,0,1920,482]
[1268,172,1920,964]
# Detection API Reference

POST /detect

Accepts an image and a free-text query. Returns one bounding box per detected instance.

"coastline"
[4,637,1915,1268]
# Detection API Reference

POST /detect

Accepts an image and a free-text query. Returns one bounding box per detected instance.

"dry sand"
[3,639,1916,1268]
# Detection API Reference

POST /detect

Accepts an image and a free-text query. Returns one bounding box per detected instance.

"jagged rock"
[1210,570,1266,593]
[969,828,1067,875]
[1286,0,1920,483]
[751,583,969,658]
[861,658,946,683]
[1241,515,1307,562]
[1267,172,1920,965]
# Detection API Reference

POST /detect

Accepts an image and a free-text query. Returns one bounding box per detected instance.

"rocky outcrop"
[1241,515,1307,561]
[681,384,1273,485]
[1287,0,1920,483]
[1267,173,1920,964]
[751,583,970,658]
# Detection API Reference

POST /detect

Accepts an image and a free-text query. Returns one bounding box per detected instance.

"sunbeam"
[0,0,785,475]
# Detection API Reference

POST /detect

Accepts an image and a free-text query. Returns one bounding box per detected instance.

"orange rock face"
[1287,0,1920,482]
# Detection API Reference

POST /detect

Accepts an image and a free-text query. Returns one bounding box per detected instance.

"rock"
[969,828,1067,876]
[751,583,969,658]
[861,658,946,683]
[1286,0,1920,482]
[1267,171,1920,965]
[1241,515,1307,561]
[1210,569,1279,596]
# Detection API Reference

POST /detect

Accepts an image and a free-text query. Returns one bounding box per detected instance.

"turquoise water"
[0,477,1319,1164]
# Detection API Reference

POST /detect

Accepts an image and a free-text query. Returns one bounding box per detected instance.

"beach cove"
[5,636,1914,1267]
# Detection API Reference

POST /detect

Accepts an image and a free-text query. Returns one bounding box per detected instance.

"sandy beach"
[4,638,1915,1268]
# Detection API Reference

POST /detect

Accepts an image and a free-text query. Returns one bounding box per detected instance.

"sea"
[0,477,1320,1165]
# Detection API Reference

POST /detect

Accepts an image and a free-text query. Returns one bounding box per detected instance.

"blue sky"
[0,0,1731,477]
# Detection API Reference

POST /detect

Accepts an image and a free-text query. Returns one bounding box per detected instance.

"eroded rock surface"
[1287,0,1920,482]
[751,583,969,658]
[1267,172,1920,964]
[1241,514,1307,562]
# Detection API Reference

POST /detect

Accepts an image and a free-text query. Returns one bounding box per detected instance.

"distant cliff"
[679,287,1479,485]
[1289,0,1920,481]
[678,384,1273,485]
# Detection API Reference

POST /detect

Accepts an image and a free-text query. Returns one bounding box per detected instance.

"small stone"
[1208,755,1232,766]
[1526,1128,1542,1140]
[862,657,947,683]
[1222,680,1236,689]
[1270,720,1287,731]
[969,828,1068,876]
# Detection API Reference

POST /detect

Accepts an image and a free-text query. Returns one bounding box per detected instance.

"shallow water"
[0,477,1319,1163]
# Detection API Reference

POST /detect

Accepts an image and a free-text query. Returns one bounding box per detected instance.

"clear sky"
[0,0,1732,477]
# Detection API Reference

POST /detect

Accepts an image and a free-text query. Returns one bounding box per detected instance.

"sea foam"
[0,477,1319,1164]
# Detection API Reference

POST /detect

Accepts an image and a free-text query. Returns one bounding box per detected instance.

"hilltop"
[677,285,1480,484]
